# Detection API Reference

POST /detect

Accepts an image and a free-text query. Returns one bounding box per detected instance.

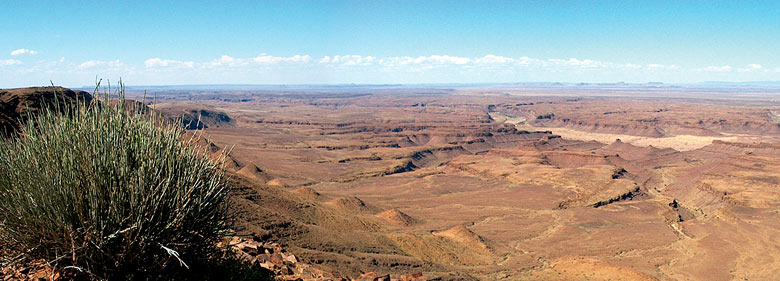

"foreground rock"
[229,237,425,281]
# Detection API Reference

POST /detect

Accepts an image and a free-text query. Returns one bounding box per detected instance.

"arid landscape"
[114,84,780,280]
[5,1,780,280]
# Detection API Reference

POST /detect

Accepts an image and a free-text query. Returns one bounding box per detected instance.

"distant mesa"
[0,86,92,136]
[157,106,234,130]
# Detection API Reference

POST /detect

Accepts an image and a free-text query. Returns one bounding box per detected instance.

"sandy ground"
[154,88,780,280]
[491,112,778,151]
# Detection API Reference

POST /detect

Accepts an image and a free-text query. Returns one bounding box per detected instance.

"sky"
[1,0,779,87]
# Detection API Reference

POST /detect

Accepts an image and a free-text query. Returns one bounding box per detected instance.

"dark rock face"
[184,109,233,129]
[0,87,93,136]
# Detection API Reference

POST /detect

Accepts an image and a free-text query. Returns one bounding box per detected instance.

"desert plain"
[134,83,780,280]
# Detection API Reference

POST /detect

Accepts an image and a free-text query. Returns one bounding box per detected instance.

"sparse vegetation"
[0,85,259,280]
[536,113,555,119]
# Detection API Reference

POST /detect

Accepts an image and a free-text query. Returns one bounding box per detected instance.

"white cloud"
[78,60,125,69]
[516,56,543,65]
[646,64,680,70]
[0,59,23,66]
[204,54,313,68]
[475,54,515,64]
[413,55,471,65]
[548,58,610,68]
[208,55,249,67]
[376,55,473,67]
[736,64,764,73]
[145,58,195,68]
[318,55,379,66]
[383,56,414,66]
[699,65,732,72]
[253,54,311,64]
[6,53,777,87]
[320,54,584,69]
[10,48,37,56]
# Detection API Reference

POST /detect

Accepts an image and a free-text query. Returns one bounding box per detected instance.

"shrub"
[536,113,555,120]
[0,85,232,279]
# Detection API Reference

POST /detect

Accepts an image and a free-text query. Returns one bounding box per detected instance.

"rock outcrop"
[229,236,426,281]
[0,86,92,136]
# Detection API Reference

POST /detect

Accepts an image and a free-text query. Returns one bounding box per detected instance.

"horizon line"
[75,80,780,89]
[5,80,780,90]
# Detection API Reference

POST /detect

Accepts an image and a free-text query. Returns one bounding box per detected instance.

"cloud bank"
[10,49,37,56]
[0,59,23,66]
[0,53,777,87]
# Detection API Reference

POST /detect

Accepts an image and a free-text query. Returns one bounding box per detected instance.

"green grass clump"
[0,85,237,279]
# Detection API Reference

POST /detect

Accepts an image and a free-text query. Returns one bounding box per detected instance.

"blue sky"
[1,0,779,87]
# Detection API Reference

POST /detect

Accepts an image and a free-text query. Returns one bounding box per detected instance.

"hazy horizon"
[5,80,780,91]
